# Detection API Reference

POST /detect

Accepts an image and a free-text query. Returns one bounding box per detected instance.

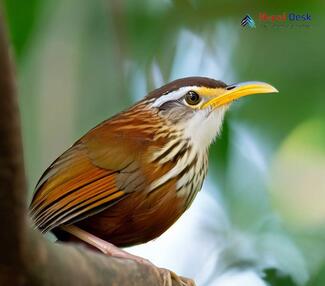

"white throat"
[180,106,228,151]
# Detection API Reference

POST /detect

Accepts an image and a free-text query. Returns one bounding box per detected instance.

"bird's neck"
[178,106,227,153]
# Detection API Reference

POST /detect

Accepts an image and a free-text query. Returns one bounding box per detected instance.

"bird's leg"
[60,225,195,286]
[60,225,151,264]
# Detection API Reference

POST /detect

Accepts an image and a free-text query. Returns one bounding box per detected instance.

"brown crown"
[146,76,227,99]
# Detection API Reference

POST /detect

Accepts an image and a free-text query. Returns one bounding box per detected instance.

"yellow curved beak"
[201,81,278,109]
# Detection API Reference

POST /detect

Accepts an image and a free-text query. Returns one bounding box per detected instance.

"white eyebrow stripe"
[151,86,197,108]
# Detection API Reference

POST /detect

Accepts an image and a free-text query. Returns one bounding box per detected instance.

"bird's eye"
[185,91,201,106]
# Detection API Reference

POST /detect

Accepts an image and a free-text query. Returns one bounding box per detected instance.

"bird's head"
[145,77,278,150]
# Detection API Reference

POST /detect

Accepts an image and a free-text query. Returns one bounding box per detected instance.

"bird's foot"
[88,235,195,285]
[61,225,195,285]
[157,268,195,286]
[99,242,195,285]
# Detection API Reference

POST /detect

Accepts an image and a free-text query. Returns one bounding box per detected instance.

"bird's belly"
[76,185,187,247]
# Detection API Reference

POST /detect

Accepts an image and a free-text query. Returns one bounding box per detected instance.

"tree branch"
[25,230,168,286]
[0,10,190,286]
[0,9,28,285]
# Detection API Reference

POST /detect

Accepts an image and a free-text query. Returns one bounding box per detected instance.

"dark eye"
[185,91,201,106]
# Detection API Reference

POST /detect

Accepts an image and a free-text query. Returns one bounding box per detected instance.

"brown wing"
[31,147,119,232]
[30,115,155,233]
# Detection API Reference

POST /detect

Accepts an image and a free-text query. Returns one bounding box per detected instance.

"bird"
[29,76,277,271]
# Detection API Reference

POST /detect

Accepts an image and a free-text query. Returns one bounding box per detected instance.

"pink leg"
[60,225,152,265]
[61,225,195,286]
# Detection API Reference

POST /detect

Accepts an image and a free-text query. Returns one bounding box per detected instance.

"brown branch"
[0,9,28,285]
[25,229,167,286]
[0,10,191,286]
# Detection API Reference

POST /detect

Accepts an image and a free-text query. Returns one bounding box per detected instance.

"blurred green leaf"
[307,262,325,286]
[209,118,230,190]
[3,0,43,59]
[263,268,297,286]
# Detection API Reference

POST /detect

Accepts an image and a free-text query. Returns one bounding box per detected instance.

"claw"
[158,268,195,286]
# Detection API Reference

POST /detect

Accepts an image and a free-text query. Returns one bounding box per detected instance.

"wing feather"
[30,112,159,233]
[30,142,132,232]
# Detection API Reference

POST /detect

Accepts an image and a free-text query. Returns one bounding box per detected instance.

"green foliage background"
[3,0,325,285]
